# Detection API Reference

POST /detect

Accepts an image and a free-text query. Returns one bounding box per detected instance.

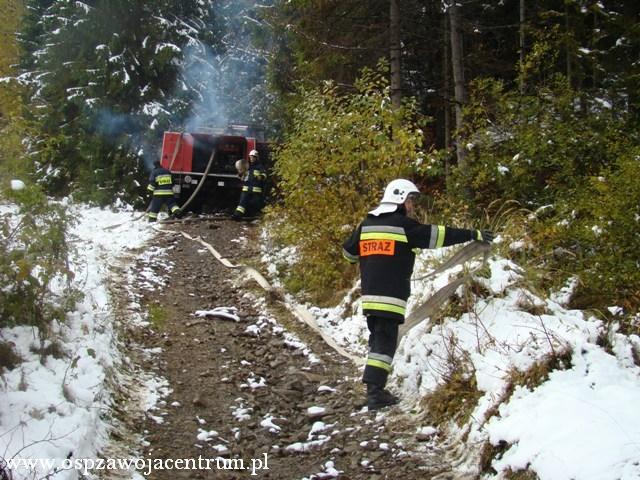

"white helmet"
[381,179,420,203]
[369,179,420,216]
[249,149,259,158]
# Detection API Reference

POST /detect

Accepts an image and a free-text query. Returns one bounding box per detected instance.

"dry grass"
[420,365,482,428]
[505,469,540,479]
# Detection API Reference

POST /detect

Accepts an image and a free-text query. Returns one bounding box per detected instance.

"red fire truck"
[159,125,269,209]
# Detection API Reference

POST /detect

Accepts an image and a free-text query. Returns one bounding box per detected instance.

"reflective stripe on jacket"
[342,210,476,323]
[148,167,174,196]
[243,163,267,194]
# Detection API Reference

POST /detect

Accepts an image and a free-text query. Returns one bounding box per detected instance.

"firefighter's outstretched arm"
[407,223,493,250]
[342,228,360,263]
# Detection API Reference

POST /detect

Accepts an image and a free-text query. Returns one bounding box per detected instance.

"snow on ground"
[261,234,640,480]
[395,247,640,479]
[0,202,154,479]
[259,230,369,358]
[3,200,639,479]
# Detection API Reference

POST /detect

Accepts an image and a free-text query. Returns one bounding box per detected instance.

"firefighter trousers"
[362,315,400,388]
[234,192,264,218]
[148,195,180,221]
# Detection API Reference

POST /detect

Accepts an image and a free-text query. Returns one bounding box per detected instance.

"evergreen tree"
[182,0,274,130]
[17,0,275,202]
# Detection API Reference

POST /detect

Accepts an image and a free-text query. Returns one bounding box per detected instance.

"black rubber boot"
[382,388,399,404]
[366,384,399,411]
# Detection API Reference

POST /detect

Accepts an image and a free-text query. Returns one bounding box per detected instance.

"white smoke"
[178,0,273,132]
[181,43,230,131]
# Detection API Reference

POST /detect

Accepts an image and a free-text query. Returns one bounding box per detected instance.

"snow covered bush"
[0,185,77,342]
[17,0,236,203]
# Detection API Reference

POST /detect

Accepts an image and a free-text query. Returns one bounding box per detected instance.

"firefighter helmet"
[369,179,420,216]
[249,149,259,158]
[381,179,420,204]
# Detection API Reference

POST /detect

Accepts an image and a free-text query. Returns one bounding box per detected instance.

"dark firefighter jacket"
[147,166,174,196]
[243,163,267,195]
[342,209,477,323]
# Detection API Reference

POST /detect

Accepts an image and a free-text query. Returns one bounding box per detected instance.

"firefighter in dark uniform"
[147,159,180,222]
[342,179,494,410]
[232,149,267,220]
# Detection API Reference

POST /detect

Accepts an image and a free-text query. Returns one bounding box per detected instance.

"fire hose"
[153,226,364,365]
[399,241,490,339]
[174,147,216,214]
[153,223,489,363]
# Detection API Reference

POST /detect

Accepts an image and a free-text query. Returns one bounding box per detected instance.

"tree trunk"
[591,9,597,88]
[449,0,467,169]
[442,10,451,179]
[565,1,572,85]
[519,0,525,93]
[390,0,402,109]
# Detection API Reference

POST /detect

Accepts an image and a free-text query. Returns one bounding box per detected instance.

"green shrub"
[437,41,640,318]
[548,148,640,314]
[265,62,426,304]
[451,74,629,211]
[0,184,77,338]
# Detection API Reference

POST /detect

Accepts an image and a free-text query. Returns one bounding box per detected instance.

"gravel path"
[111,217,448,479]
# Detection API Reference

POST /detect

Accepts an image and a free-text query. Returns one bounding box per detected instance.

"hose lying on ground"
[154,226,364,365]
[153,224,490,363]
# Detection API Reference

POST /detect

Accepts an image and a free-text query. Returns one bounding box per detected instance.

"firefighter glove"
[476,229,494,243]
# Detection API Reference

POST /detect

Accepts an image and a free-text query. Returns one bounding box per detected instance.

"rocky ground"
[111,216,451,479]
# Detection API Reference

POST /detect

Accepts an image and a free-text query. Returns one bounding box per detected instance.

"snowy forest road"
[110,217,449,479]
